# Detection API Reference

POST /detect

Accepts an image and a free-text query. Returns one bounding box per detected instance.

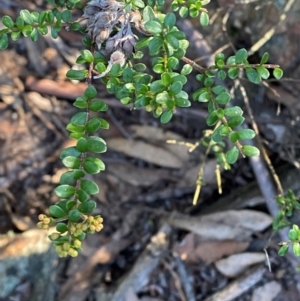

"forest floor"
[1,1,300,301]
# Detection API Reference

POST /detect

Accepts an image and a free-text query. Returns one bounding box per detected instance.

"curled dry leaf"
[107,138,183,168]
[215,252,266,277]
[173,233,249,264]
[166,210,272,241]
[251,281,281,301]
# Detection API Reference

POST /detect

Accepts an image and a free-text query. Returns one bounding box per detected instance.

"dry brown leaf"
[129,125,190,162]
[130,125,182,141]
[107,162,166,187]
[173,233,249,264]
[107,138,182,168]
[251,281,281,301]
[215,252,266,277]
[124,287,140,301]
[166,210,272,241]
[180,159,218,186]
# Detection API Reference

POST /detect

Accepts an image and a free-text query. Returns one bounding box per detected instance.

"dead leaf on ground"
[166,210,272,241]
[107,162,171,187]
[179,159,218,186]
[130,125,183,141]
[129,125,190,161]
[107,138,183,168]
[173,233,249,264]
[251,281,281,301]
[215,252,266,277]
[124,287,140,301]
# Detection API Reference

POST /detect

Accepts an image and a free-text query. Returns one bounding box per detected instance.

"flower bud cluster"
[37,214,52,230]
[47,215,104,258]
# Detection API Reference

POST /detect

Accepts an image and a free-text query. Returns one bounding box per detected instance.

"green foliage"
[0,0,288,258]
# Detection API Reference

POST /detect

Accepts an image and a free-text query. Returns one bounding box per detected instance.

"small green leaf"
[0,34,8,50]
[200,12,209,27]
[56,223,68,233]
[212,85,226,95]
[2,16,14,28]
[260,52,269,64]
[246,68,261,84]
[81,180,99,195]
[153,64,165,74]
[198,91,211,102]
[224,106,243,117]
[228,67,239,79]
[66,200,76,210]
[179,7,188,18]
[217,70,226,80]
[11,31,21,41]
[87,136,107,153]
[273,68,283,80]
[49,205,67,218]
[78,200,97,214]
[293,242,300,257]
[148,36,163,55]
[66,69,87,80]
[161,72,171,86]
[166,33,179,49]
[68,209,81,222]
[77,189,89,202]
[226,146,239,164]
[20,9,34,24]
[132,0,145,8]
[16,16,24,29]
[227,115,245,127]
[175,98,191,107]
[278,244,289,256]
[164,12,176,28]
[288,229,298,241]
[237,129,256,140]
[160,111,173,123]
[38,11,47,25]
[169,81,183,95]
[256,66,270,79]
[38,25,48,35]
[215,92,231,105]
[54,185,76,198]
[83,157,105,174]
[73,170,85,179]
[89,99,108,112]
[85,118,101,133]
[143,5,156,21]
[136,36,151,49]
[30,28,39,42]
[22,25,33,37]
[167,57,179,69]
[62,9,72,22]
[241,145,260,157]
[206,111,219,126]
[51,27,59,39]
[80,49,94,63]
[235,48,248,64]
[71,112,87,126]
[189,5,199,18]
[62,156,81,169]
[145,20,162,34]
[60,147,81,160]
[229,131,239,143]
[76,137,88,152]
[181,64,193,75]
[73,99,87,109]
[84,85,97,99]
